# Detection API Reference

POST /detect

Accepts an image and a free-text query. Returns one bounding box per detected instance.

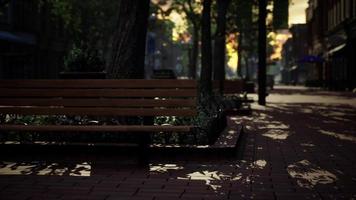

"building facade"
[0,0,67,79]
[306,0,356,90]
[281,24,308,85]
[281,38,292,84]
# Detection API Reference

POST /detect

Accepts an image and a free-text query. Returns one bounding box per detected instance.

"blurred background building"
[145,14,185,79]
[306,0,356,90]
[0,0,67,79]
[281,24,308,85]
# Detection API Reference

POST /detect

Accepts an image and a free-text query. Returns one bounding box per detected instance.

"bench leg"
[0,131,7,143]
[138,133,150,166]
[138,117,153,166]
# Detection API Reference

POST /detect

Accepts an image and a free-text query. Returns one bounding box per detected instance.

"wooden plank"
[0,79,197,89]
[0,125,193,132]
[0,98,196,107]
[0,107,197,116]
[0,89,197,97]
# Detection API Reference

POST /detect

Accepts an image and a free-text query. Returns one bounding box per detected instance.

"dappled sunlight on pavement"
[149,163,184,173]
[0,86,356,199]
[317,129,356,143]
[0,162,91,177]
[237,86,356,199]
[262,129,292,140]
[287,160,338,189]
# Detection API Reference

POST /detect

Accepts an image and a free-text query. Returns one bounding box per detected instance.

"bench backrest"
[0,79,197,117]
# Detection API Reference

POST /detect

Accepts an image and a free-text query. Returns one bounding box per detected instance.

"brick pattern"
[1,87,356,200]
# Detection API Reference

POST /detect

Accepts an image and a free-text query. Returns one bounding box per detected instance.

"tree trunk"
[107,0,150,79]
[213,0,230,94]
[237,33,242,78]
[213,0,229,80]
[244,29,253,81]
[200,0,213,95]
[245,51,251,81]
[258,0,267,105]
[189,25,199,79]
[238,33,251,81]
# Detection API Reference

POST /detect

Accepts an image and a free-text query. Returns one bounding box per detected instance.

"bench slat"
[0,79,197,89]
[0,89,197,97]
[0,107,197,116]
[0,125,193,132]
[0,98,196,107]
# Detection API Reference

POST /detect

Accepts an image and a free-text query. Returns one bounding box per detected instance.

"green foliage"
[169,0,202,37]
[153,115,197,144]
[48,0,73,27]
[226,0,255,34]
[273,0,289,29]
[151,91,228,145]
[2,96,227,145]
[4,115,57,125]
[236,0,254,30]
[43,0,119,67]
[64,44,104,72]
[171,0,202,20]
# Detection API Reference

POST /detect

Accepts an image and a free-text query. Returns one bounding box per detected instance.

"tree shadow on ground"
[0,100,355,199]
[236,101,356,198]
[271,87,356,99]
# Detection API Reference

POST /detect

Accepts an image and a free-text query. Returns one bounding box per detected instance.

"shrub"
[64,43,105,72]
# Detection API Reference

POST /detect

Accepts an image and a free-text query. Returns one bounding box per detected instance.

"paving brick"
[0,194,33,200]
[29,194,62,200]
[107,197,152,200]
[275,192,321,200]
[181,193,220,199]
[1,87,356,199]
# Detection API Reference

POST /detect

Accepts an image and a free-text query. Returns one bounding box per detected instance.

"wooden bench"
[213,80,254,115]
[213,80,255,95]
[0,79,197,156]
[213,80,254,103]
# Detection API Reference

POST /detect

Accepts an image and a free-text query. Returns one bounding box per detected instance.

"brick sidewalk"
[1,86,356,200]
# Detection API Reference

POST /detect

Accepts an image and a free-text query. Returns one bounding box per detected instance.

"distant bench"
[213,80,254,102]
[213,80,255,95]
[213,80,254,115]
[0,79,198,159]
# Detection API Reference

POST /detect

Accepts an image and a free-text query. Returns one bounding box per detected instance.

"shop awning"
[327,43,346,55]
